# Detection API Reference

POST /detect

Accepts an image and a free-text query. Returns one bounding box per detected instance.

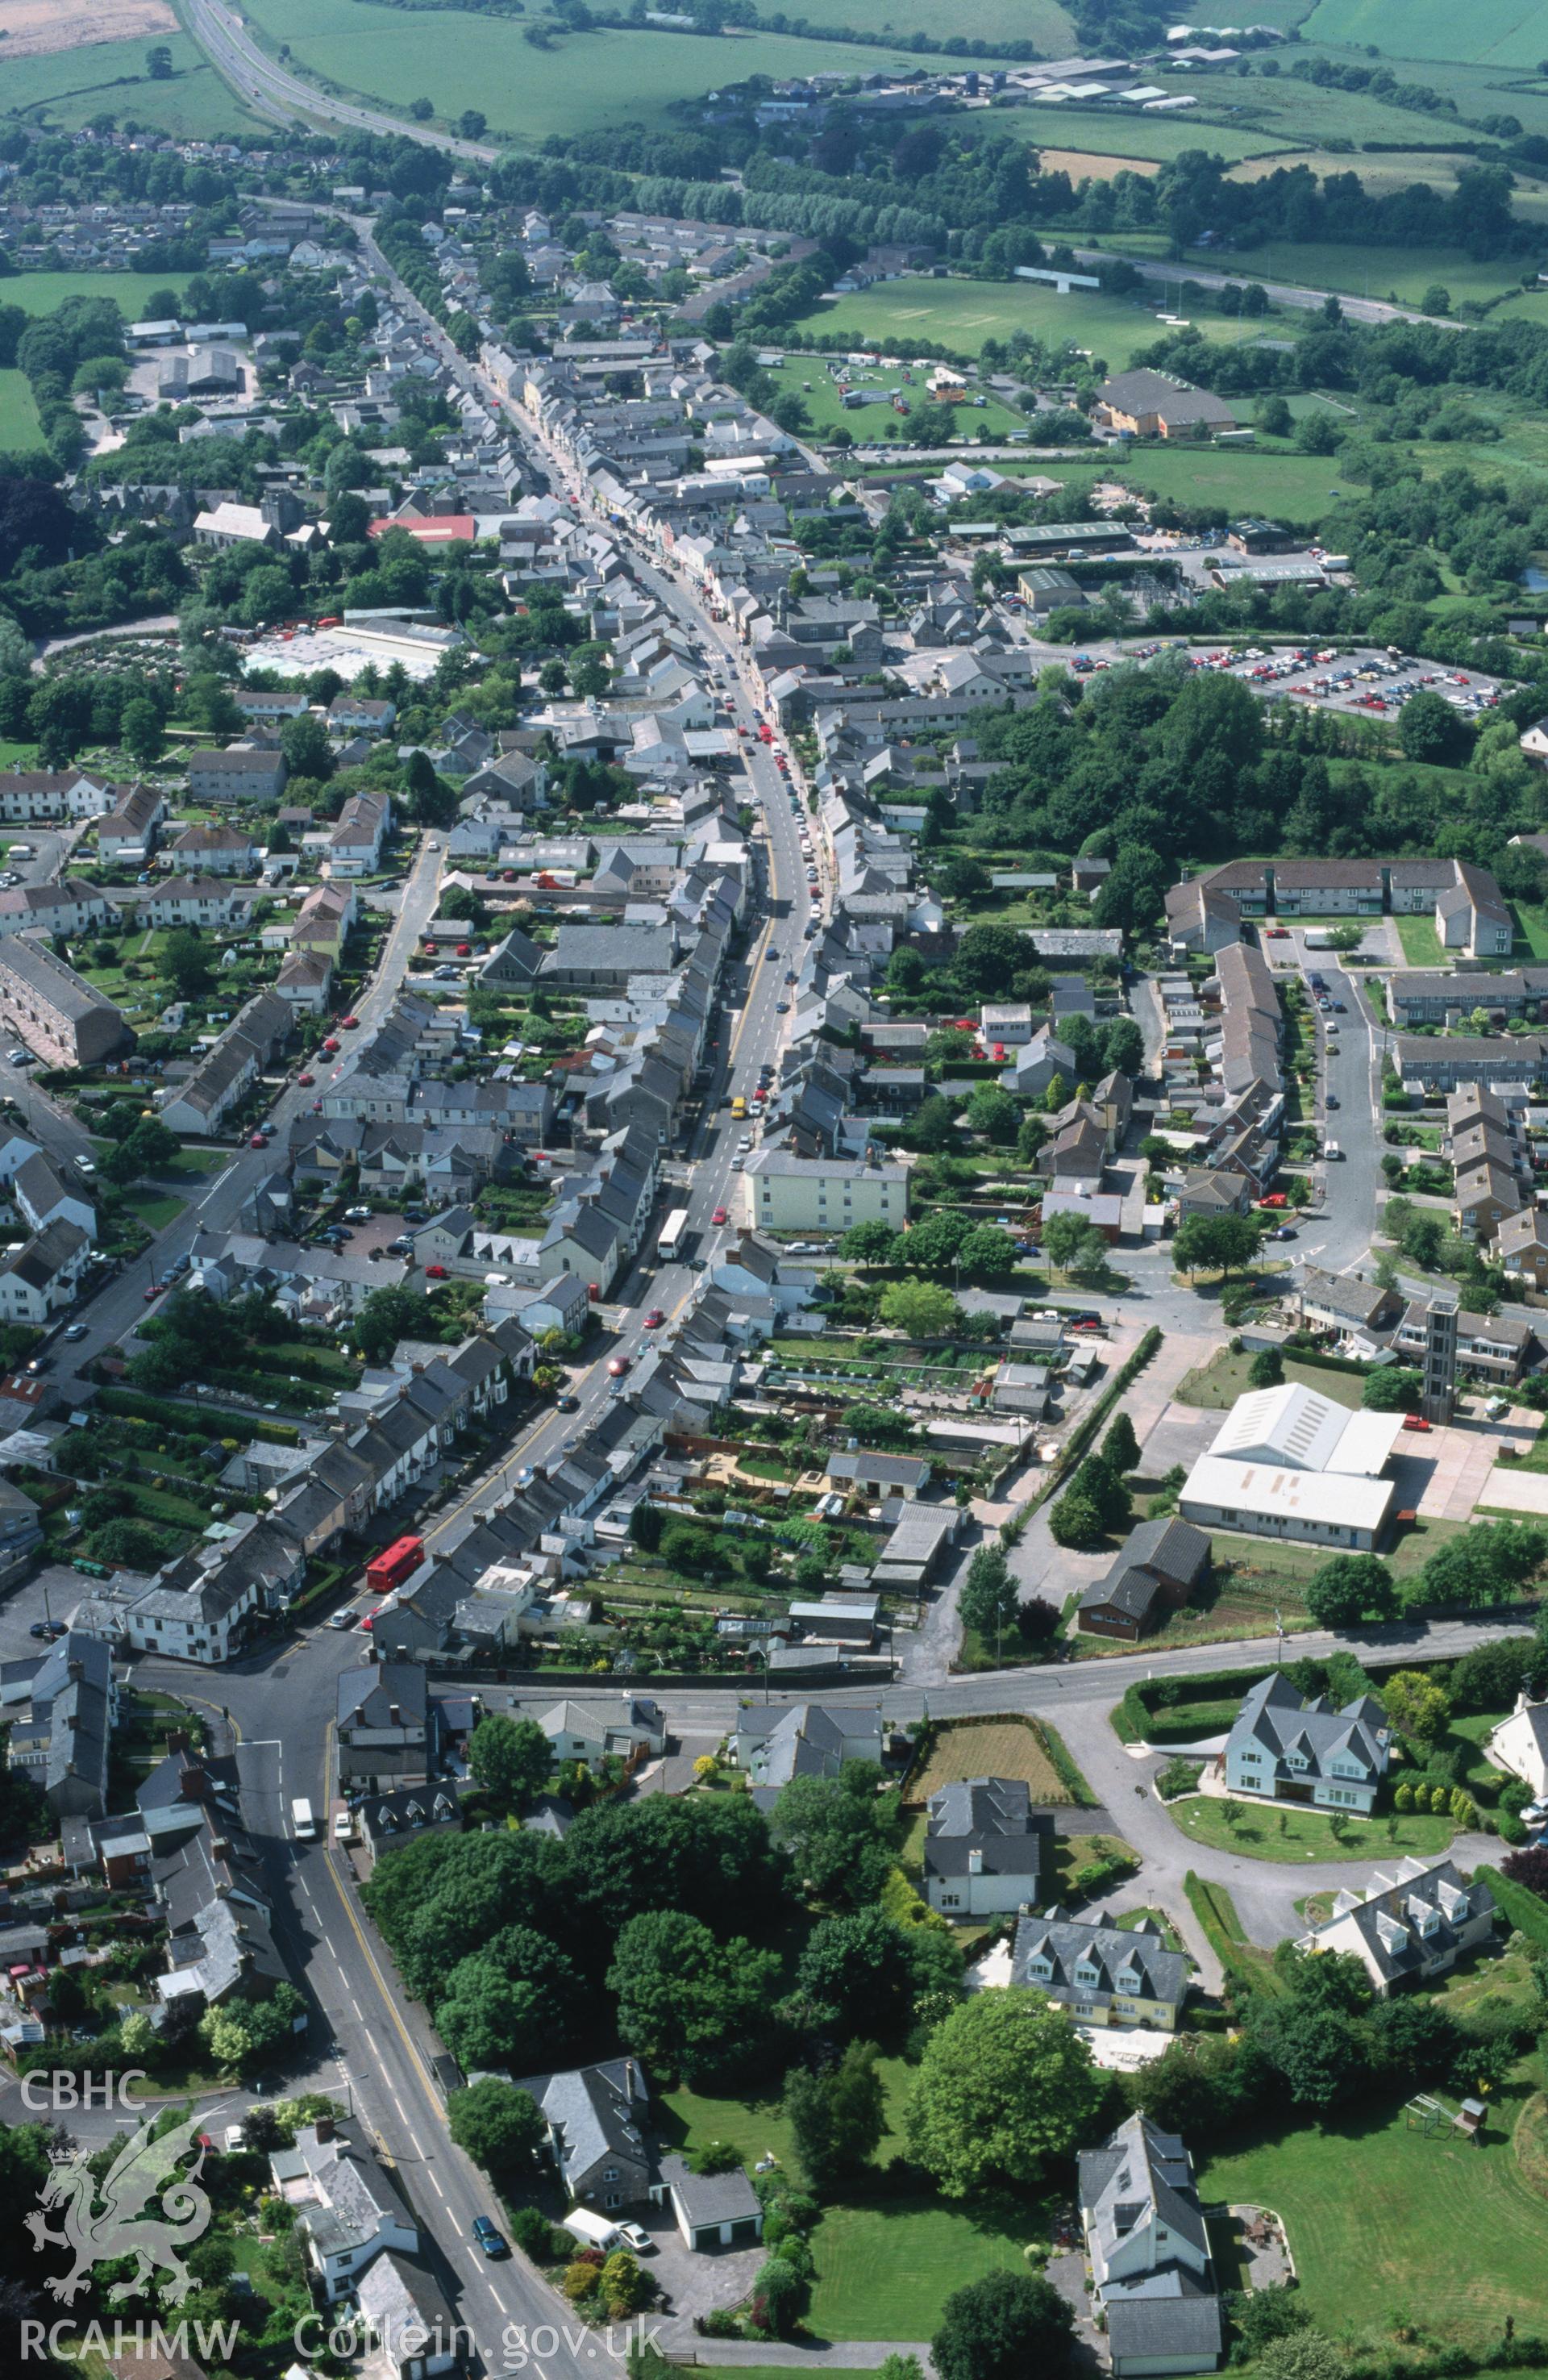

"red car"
[608,1355,630,1377]
[143,1282,163,1302]
[249,1133,266,1149]
[340,1014,360,1029]
[297,1072,315,1087]
[425,1263,448,1280]
[424,939,438,952]
[456,943,472,957]
[1401,1414,1431,1432]
[1257,1194,1288,1210]
[643,1308,665,1329]
[322,1036,340,1052]
[712,1205,728,1224]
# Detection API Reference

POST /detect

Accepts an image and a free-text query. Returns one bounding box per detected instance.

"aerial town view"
[9,1,1548,2378]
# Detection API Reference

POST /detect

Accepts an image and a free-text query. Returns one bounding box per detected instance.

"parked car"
[424,1263,448,1279]
[1401,1415,1431,1432]
[63,1323,88,1341]
[712,1205,728,1224]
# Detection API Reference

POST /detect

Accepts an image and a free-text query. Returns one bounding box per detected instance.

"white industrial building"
[1178,1382,1401,1552]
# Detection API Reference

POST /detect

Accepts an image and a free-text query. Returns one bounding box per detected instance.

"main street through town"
[25,220,1520,2380]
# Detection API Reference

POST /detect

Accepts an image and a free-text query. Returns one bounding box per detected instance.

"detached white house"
[1486,1692,1548,1802]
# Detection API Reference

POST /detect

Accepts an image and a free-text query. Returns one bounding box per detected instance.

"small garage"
[655,2153,766,2252]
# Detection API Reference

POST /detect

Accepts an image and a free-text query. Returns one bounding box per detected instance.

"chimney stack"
[314,2112,335,2144]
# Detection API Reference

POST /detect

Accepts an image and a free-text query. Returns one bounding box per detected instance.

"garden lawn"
[809,2195,1045,2340]
[1176,1347,1365,1411]
[119,1190,186,1232]
[659,2061,914,2178]
[1396,914,1448,965]
[1197,2090,1548,2348]
[0,372,44,451]
[1168,1795,1459,1864]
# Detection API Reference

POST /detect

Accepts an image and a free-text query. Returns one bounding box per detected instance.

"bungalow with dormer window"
[1010,1909,1189,2032]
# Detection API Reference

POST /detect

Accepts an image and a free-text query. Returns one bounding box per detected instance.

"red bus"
[366,1536,423,1594]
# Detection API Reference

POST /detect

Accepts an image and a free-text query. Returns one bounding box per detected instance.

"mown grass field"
[1198,2086,1548,2346]
[1004,103,1286,164]
[763,356,1027,442]
[777,0,1075,47]
[1167,240,1525,312]
[0,35,259,139]
[0,372,44,452]
[0,271,194,319]
[797,275,1286,368]
[909,1717,1072,1805]
[1303,0,1548,66]
[240,0,911,143]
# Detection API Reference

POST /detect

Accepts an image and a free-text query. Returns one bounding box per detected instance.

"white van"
[333,1809,355,1842]
[562,2209,624,2253]
[290,1797,318,1840]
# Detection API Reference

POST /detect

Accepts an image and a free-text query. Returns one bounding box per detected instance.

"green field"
[763,356,1027,442]
[240,0,918,143]
[797,275,1290,370]
[1198,2091,1548,2346]
[0,35,260,140]
[1105,444,1350,523]
[0,272,194,321]
[1006,104,1288,165]
[776,0,1075,47]
[0,372,43,452]
[1169,240,1525,313]
[1303,0,1548,66]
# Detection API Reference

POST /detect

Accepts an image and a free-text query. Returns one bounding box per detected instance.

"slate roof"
[1011,1910,1190,2014]
[512,2057,651,2191]
[924,1776,1041,1882]
[1226,1673,1390,1794]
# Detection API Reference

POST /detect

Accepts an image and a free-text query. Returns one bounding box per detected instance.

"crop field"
[1304,0,1548,66]
[0,372,44,451]
[0,33,259,136]
[1037,147,1162,181]
[797,275,1290,367]
[909,1717,1073,1805]
[239,0,911,144]
[0,270,194,318]
[0,0,173,60]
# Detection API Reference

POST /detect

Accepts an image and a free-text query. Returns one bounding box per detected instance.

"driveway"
[639,2206,765,2345]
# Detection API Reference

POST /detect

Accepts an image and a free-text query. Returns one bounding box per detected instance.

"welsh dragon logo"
[26,2103,218,2304]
